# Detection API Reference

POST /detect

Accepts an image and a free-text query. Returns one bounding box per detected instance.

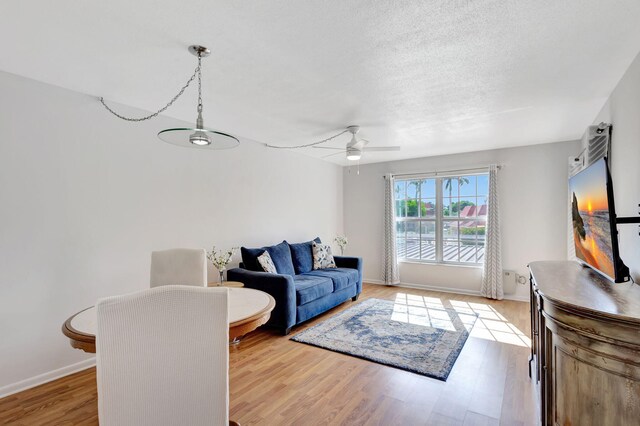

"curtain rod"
[384,165,502,179]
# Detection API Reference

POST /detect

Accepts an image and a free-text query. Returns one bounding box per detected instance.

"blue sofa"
[227,239,363,335]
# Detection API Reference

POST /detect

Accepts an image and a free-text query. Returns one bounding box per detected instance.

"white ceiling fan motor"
[346,125,363,161]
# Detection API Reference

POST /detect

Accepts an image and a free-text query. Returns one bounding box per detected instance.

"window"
[395,173,488,265]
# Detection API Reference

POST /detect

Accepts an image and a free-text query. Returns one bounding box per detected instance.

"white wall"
[343,140,581,300]
[0,70,343,394]
[594,51,640,281]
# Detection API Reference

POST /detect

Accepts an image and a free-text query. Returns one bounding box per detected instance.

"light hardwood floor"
[0,283,537,425]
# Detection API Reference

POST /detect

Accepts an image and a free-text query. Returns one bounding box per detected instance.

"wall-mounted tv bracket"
[616,204,640,236]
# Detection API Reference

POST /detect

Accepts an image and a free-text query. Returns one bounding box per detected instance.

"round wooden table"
[208,280,244,288]
[62,287,274,353]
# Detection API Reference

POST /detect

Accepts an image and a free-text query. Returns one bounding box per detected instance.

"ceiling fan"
[312,126,401,161]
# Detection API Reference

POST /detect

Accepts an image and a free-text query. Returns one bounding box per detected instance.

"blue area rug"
[291,297,478,380]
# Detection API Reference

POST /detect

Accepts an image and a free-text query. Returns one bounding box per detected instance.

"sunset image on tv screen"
[569,158,614,279]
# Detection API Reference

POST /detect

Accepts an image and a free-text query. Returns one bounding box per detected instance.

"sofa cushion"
[266,241,296,276]
[241,241,295,276]
[287,237,321,275]
[305,268,359,292]
[240,247,265,272]
[293,274,333,305]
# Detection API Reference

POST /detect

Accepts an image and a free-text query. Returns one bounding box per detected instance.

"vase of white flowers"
[334,235,348,255]
[207,246,238,285]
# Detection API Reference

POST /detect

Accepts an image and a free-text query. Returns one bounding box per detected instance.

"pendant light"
[100,45,239,150]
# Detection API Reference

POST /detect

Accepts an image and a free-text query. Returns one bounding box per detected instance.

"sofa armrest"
[334,256,363,295]
[334,255,361,270]
[227,268,296,331]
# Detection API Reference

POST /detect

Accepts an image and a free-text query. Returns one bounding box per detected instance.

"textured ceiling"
[1,1,640,165]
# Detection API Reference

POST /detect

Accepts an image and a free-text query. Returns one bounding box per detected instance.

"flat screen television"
[569,157,629,283]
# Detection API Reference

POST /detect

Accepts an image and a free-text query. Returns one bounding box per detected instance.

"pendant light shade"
[157,127,239,149]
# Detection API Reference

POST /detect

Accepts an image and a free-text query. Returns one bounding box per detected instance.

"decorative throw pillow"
[257,251,277,274]
[312,242,337,270]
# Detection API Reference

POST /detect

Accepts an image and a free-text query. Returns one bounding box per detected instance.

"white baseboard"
[0,357,96,399]
[364,279,529,302]
[502,294,529,302]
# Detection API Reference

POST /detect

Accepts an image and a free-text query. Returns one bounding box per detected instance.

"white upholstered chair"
[96,285,230,426]
[150,248,207,288]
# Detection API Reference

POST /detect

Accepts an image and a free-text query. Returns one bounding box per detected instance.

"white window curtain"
[383,174,400,285]
[481,164,503,300]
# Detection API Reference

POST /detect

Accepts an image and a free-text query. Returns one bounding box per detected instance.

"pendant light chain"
[264,129,349,149]
[197,55,203,114]
[99,61,201,122]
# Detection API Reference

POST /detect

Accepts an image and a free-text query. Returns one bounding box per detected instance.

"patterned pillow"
[312,242,337,270]
[257,251,277,274]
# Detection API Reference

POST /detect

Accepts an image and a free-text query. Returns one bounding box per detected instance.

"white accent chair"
[96,285,231,426]
[150,248,207,288]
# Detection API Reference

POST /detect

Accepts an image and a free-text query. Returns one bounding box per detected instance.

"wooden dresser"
[528,261,640,426]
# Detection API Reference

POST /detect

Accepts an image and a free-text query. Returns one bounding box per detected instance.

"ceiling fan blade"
[321,151,346,159]
[312,146,345,150]
[363,146,401,152]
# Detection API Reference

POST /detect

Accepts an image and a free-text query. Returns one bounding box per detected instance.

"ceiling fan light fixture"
[346,149,362,161]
